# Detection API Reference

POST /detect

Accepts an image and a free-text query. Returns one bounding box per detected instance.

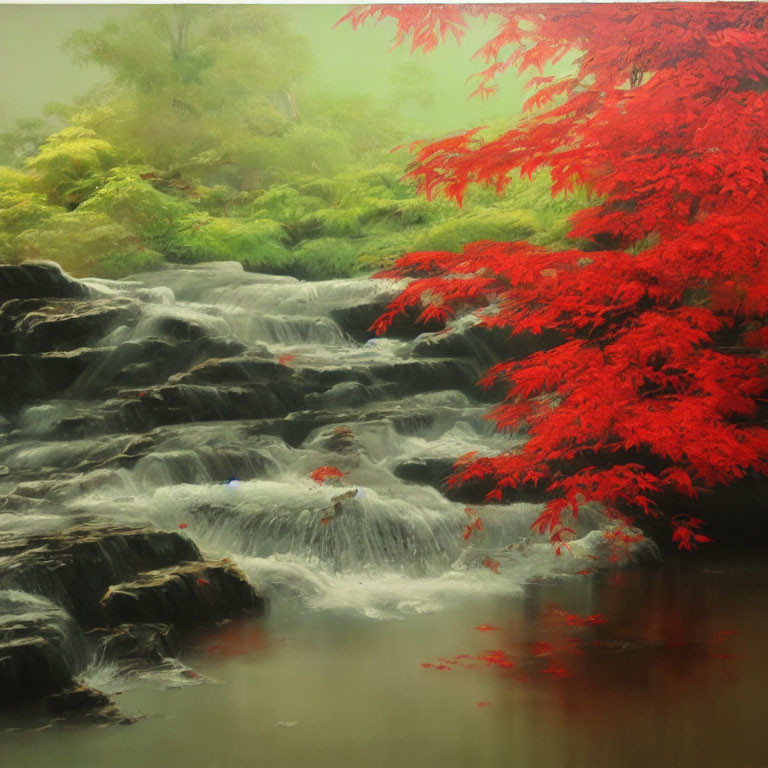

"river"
[0,262,764,767]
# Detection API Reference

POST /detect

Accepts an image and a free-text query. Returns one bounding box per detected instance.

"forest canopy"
[0,4,585,279]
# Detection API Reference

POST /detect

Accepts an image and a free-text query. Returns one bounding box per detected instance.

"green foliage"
[79,166,192,244]
[4,8,591,281]
[25,127,117,207]
[164,213,291,273]
[290,237,358,280]
[14,210,162,278]
[411,208,540,253]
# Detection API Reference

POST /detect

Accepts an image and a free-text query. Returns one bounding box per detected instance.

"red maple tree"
[344,4,768,549]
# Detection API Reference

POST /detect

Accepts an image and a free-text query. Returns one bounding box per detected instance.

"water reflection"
[1,558,764,768]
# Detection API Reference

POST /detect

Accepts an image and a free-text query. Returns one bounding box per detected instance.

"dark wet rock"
[370,358,485,399]
[393,457,456,489]
[0,349,108,415]
[107,380,305,433]
[0,261,88,305]
[331,299,445,342]
[101,560,266,626]
[90,623,181,666]
[0,591,87,706]
[0,525,202,626]
[86,336,247,392]
[1,297,141,355]
[167,356,290,386]
[413,324,563,366]
[44,685,137,725]
[44,685,110,715]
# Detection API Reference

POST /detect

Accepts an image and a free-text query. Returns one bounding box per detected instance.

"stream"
[0,262,764,767]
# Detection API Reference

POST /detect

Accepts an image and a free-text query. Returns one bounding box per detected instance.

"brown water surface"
[1,555,765,768]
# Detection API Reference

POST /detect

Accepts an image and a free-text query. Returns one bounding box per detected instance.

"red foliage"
[309,465,345,484]
[345,3,768,549]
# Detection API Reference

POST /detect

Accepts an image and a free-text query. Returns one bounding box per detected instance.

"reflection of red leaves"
[278,354,295,366]
[474,624,499,632]
[178,523,188,529]
[435,664,451,671]
[477,701,492,708]
[465,506,479,517]
[483,557,501,573]
[575,568,593,575]
[310,465,345,484]
[531,641,554,656]
[547,604,607,626]
[565,613,607,626]
[541,664,570,679]
[421,662,434,668]
[320,517,333,526]
[201,623,268,659]
[464,517,484,540]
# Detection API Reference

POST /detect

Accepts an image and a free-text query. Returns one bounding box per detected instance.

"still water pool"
[2,555,765,768]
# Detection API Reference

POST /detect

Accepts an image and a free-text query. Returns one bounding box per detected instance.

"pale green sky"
[0,5,544,134]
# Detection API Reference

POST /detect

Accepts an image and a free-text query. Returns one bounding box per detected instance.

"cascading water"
[0,261,649,633]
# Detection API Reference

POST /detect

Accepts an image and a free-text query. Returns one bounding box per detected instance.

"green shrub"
[79,166,192,245]
[290,237,358,280]
[164,213,292,272]
[412,208,539,253]
[25,127,117,207]
[15,210,163,278]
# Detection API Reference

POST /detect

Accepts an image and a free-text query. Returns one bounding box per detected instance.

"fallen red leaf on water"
[310,465,345,484]
[319,517,333,526]
[464,506,479,517]
[575,568,593,575]
[477,650,515,669]
[183,670,198,679]
[420,662,434,668]
[474,624,500,632]
[435,664,451,671]
[483,558,501,574]
[138,391,147,398]
[178,523,188,529]
[477,701,492,708]
[464,517,484,540]
[278,354,295,366]
[197,577,210,587]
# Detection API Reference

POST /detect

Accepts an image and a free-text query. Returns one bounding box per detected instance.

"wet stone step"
[0,524,202,626]
[100,560,266,626]
[0,591,88,707]
[0,261,89,304]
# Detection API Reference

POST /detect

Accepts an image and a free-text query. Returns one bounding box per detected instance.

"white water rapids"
[0,262,641,622]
